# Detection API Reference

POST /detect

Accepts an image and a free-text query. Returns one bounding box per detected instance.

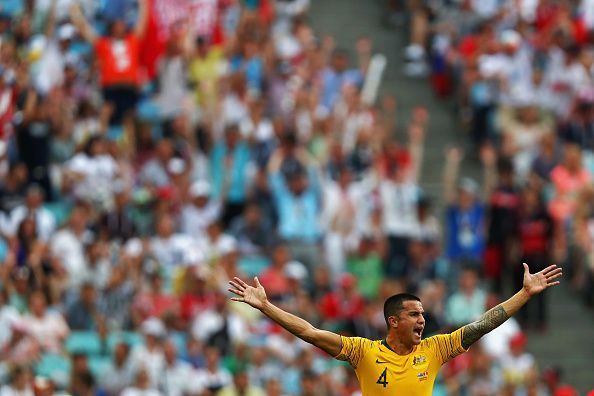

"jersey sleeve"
[425,327,468,365]
[334,336,374,369]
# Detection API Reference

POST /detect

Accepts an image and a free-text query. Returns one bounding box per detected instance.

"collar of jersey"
[381,339,417,356]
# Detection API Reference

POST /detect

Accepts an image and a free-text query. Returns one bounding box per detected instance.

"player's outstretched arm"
[229,276,343,357]
[461,263,562,349]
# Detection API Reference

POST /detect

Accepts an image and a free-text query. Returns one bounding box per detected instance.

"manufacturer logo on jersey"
[375,359,389,364]
[412,355,427,366]
[417,371,428,381]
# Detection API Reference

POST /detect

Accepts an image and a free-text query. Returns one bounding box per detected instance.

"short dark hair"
[383,293,421,327]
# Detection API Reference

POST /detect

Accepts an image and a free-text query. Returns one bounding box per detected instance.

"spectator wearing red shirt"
[70,0,148,126]
[180,265,215,325]
[132,271,179,324]
[319,273,365,331]
[259,244,292,301]
[515,187,553,330]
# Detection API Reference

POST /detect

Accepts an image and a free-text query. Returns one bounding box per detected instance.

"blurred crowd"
[0,0,592,395]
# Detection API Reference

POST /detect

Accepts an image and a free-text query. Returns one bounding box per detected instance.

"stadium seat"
[65,331,103,356]
[238,255,270,278]
[107,331,145,352]
[89,355,111,378]
[34,353,71,386]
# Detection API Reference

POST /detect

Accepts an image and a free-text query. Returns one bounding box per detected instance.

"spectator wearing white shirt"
[193,346,232,394]
[149,215,195,269]
[50,204,92,291]
[64,136,118,210]
[121,369,162,396]
[180,180,221,239]
[129,318,167,390]
[21,290,69,354]
[100,342,134,396]
[0,366,34,396]
[321,165,371,280]
[159,340,202,396]
[2,185,55,242]
[191,292,247,355]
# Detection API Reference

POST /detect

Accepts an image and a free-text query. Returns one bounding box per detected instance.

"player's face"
[396,301,426,346]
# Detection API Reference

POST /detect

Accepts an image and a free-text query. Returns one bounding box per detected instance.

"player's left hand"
[522,263,563,296]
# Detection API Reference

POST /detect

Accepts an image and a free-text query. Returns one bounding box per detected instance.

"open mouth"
[414,328,423,337]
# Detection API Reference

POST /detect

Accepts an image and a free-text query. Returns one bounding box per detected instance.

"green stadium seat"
[238,255,270,278]
[34,353,71,384]
[89,355,112,377]
[107,331,145,352]
[65,331,102,355]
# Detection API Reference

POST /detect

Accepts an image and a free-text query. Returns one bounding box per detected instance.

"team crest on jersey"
[412,355,427,366]
[417,371,429,381]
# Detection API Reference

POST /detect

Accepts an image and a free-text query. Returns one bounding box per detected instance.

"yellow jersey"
[335,328,467,395]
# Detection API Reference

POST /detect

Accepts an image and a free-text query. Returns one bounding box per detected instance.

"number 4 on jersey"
[376,368,388,388]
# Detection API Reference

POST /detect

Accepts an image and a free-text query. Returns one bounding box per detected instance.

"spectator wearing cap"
[443,147,494,266]
[2,184,55,243]
[70,0,148,127]
[267,144,322,275]
[129,318,167,389]
[33,0,79,95]
[500,332,536,392]
[180,180,221,239]
[210,123,253,227]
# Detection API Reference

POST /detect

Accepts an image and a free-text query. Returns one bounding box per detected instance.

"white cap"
[190,180,211,197]
[284,260,308,281]
[168,158,186,175]
[123,238,143,258]
[141,318,166,338]
[217,235,238,255]
[58,24,76,41]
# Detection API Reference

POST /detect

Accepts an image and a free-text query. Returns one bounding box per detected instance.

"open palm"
[228,277,268,310]
[523,263,563,296]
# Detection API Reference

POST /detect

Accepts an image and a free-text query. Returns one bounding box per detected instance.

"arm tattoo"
[461,305,509,349]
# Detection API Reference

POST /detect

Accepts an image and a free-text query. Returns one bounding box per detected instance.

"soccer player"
[228,263,562,395]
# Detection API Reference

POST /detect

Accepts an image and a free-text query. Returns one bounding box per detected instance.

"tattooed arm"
[461,263,562,349]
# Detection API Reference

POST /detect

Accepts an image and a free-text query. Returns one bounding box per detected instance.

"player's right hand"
[229,276,268,310]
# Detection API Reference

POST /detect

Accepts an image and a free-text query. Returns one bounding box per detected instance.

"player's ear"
[388,315,398,329]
